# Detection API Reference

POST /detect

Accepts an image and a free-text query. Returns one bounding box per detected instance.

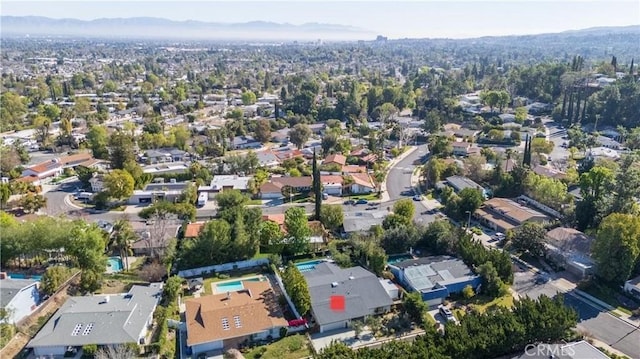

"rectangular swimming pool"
[295,260,325,273]
[215,277,264,294]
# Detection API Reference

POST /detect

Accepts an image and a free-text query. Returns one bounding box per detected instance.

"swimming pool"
[215,277,264,294]
[106,257,124,273]
[7,273,43,281]
[387,254,414,265]
[295,260,325,273]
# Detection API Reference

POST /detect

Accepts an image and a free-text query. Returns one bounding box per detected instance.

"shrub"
[462,285,475,299]
[82,344,97,358]
[279,326,289,338]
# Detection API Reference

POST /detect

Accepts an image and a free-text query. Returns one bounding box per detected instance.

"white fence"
[177,258,269,278]
[517,195,563,219]
[272,269,302,320]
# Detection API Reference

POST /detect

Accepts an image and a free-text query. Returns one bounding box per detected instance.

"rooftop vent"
[331,282,339,288]
[348,276,355,280]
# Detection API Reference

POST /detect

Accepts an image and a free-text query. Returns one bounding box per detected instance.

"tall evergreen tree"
[312,148,322,220]
[631,59,635,75]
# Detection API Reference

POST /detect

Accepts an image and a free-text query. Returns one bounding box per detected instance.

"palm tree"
[112,220,136,271]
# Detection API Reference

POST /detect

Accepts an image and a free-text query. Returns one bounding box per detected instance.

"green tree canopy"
[592,213,640,283]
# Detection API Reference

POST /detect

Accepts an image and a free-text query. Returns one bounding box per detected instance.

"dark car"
[535,274,550,284]
[344,199,356,205]
[356,199,368,205]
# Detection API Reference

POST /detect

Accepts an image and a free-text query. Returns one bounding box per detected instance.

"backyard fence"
[177,258,269,278]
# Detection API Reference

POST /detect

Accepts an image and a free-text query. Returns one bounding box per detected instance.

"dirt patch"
[0,332,29,358]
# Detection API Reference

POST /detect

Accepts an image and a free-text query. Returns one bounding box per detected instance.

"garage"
[320,320,348,333]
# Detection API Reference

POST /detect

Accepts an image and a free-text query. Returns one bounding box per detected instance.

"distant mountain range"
[0,16,375,41]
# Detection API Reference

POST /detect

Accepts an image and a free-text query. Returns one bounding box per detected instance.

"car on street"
[344,199,356,205]
[413,195,422,201]
[535,273,551,284]
[356,199,368,205]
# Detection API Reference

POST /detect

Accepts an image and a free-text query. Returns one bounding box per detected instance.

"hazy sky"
[2,0,639,39]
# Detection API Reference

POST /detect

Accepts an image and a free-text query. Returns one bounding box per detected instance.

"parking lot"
[512,264,562,300]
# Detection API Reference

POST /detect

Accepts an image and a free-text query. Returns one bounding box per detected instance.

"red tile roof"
[324,154,346,166]
[184,222,206,238]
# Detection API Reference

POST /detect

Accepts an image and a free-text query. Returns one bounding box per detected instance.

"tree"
[611,153,640,214]
[393,199,415,221]
[260,220,284,253]
[477,261,506,297]
[422,158,446,188]
[0,92,27,131]
[95,344,138,359]
[462,284,475,299]
[74,97,91,115]
[312,149,322,220]
[457,188,484,219]
[530,138,554,154]
[108,132,136,169]
[284,207,311,255]
[41,266,74,295]
[171,125,190,151]
[511,222,546,257]
[0,184,11,209]
[164,276,183,304]
[288,123,311,149]
[103,169,135,201]
[352,320,364,339]
[403,291,428,325]
[111,220,136,271]
[320,204,344,232]
[138,261,167,282]
[380,226,417,254]
[592,213,640,283]
[514,107,528,124]
[282,265,311,316]
[86,125,110,159]
[19,193,47,213]
[241,90,257,105]
[215,189,249,215]
[254,119,272,143]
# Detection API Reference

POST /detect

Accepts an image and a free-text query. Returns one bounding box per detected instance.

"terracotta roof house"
[20,159,63,180]
[259,176,313,199]
[350,173,376,194]
[185,280,288,356]
[532,165,566,180]
[324,154,347,167]
[184,222,206,239]
[342,165,367,174]
[321,175,344,196]
[474,198,551,233]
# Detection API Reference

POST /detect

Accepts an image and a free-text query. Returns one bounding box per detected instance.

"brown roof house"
[184,222,206,239]
[545,227,594,279]
[323,154,347,168]
[185,280,288,356]
[474,198,551,233]
[259,176,312,199]
[349,173,376,194]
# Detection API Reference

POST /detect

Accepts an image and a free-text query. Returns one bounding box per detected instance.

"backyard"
[455,292,516,316]
[97,256,148,294]
[244,334,311,359]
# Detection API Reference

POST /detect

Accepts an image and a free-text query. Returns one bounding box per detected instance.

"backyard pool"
[7,273,43,281]
[106,257,124,273]
[215,276,264,294]
[295,260,326,273]
[387,254,414,265]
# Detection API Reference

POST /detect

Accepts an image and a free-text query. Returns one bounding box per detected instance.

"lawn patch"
[244,334,311,359]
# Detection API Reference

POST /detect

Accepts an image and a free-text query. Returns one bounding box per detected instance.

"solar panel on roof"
[438,270,455,281]
[222,317,230,330]
[82,322,94,336]
[71,323,83,336]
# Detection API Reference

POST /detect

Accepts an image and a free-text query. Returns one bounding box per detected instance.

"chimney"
[248,289,252,298]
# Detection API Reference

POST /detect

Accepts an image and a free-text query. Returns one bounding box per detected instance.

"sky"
[2,0,639,39]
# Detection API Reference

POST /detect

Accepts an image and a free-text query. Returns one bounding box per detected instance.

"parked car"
[344,199,356,205]
[322,193,329,200]
[413,195,422,201]
[535,273,551,284]
[439,305,456,322]
[356,199,368,205]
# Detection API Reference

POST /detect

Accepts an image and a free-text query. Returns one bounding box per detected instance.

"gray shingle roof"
[0,278,38,308]
[28,284,162,348]
[302,263,392,326]
[390,256,477,292]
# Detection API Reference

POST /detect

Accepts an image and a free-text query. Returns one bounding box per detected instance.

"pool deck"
[211,275,265,295]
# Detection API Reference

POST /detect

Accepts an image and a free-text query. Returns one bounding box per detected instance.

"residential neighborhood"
[1,7,640,359]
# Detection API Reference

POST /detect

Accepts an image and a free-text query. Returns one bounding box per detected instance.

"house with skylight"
[184,280,288,356]
[27,284,162,357]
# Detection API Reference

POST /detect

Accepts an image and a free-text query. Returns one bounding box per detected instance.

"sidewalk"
[379,146,418,203]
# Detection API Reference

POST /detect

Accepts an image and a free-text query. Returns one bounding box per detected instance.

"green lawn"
[247,199,263,205]
[459,293,515,313]
[244,334,312,359]
[579,281,634,314]
[347,193,381,201]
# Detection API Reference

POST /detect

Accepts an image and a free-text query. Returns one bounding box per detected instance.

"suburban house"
[185,280,288,356]
[256,150,281,168]
[302,261,393,333]
[443,175,488,199]
[259,176,312,199]
[388,256,481,307]
[19,152,96,183]
[323,154,347,168]
[342,165,368,174]
[141,148,190,164]
[89,174,105,193]
[532,165,567,181]
[0,277,40,324]
[349,173,376,194]
[231,136,262,150]
[624,276,640,300]
[545,227,594,279]
[320,175,344,196]
[474,198,551,233]
[184,222,206,239]
[198,175,251,199]
[128,180,191,205]
[261,214,285,231]
[131,224,180,256]
[342,211,386,234]
[451,141,481,157]
[27,284,162,357]
[596,135,622,150]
